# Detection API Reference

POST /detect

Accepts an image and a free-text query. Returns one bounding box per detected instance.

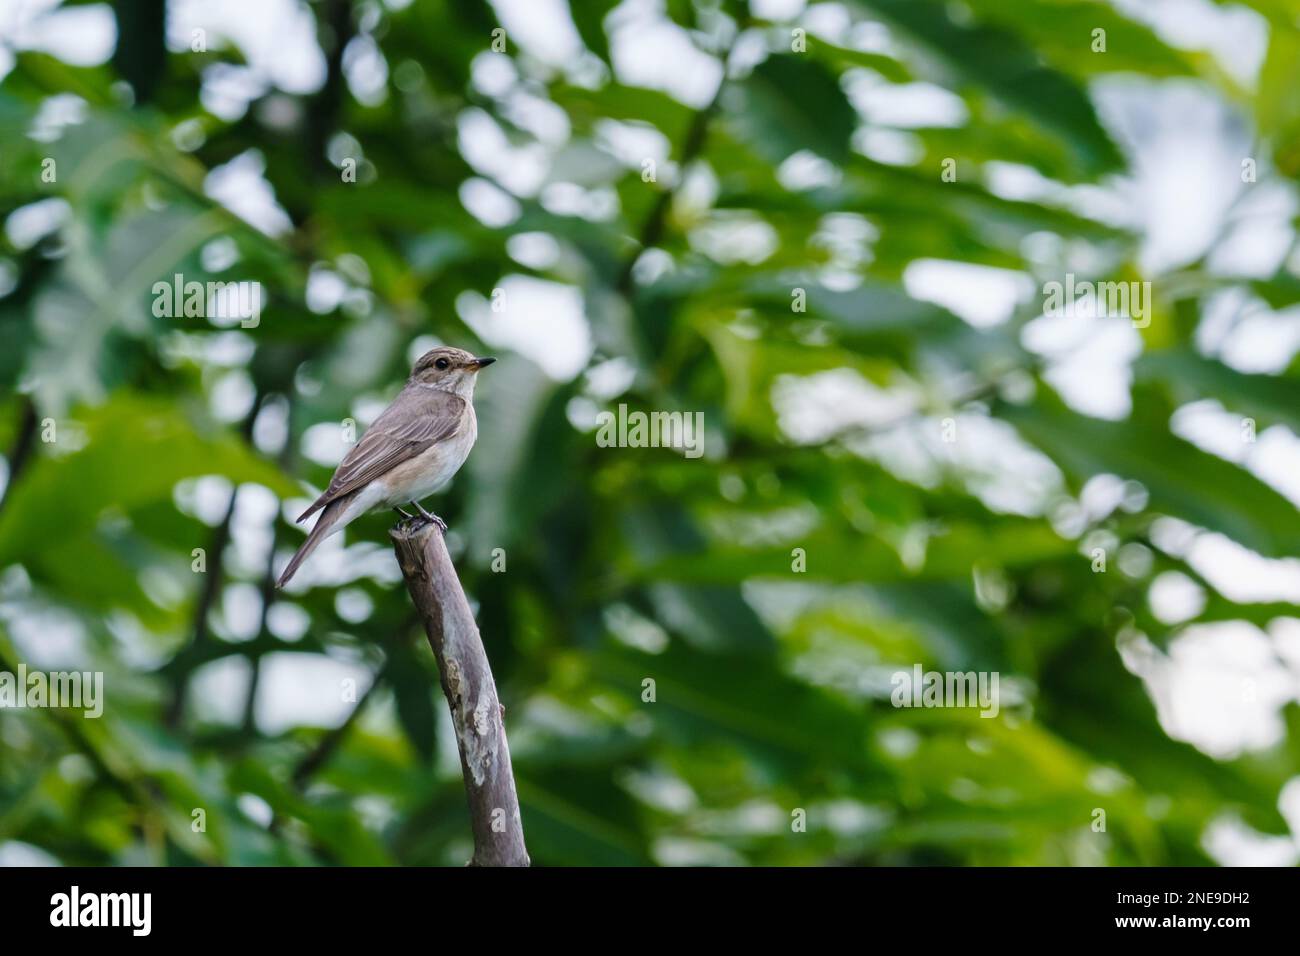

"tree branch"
[613,73,726,299]
[165,390,267,729]
[390,517,529,867]
[163,486,237,728]
[308,0,356,180]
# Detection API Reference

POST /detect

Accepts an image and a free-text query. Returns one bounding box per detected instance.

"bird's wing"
[297,387,467,521]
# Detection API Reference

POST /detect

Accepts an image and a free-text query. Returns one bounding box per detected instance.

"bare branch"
[390,517,529,867]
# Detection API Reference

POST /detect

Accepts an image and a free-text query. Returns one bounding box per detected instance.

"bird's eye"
[434,358,450,370]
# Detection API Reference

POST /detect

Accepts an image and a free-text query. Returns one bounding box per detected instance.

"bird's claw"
[412,501,447,533]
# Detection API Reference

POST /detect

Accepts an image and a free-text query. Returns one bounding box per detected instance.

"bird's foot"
[393,509,428,536]
[412,501,447,533]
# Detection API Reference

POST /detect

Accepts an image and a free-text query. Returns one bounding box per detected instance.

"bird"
[276,346,495,588]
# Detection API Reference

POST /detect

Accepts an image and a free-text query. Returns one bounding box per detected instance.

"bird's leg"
[393,506,422,533]
[412,500,447,533]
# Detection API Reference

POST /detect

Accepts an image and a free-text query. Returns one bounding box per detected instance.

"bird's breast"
[377,411,477,504]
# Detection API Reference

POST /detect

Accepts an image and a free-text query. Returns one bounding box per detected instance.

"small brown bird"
[276,346,495,588]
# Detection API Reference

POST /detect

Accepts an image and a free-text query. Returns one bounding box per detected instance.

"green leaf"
[592,639,879,776]
[0,394,296,568]
[1001,383,1300,556]
[551,82,696,144]
[388,643,438,763]
[810,41,911,83]
[960,0,1199,80]
[853,0,1124,175]
[1136,348,1300,434]
[623,502,777,654]
[516,765,652,865]
[1257,26,1300,178]
[1039,622,1291,838]
[729,54,857,165]
[568,0,618,65]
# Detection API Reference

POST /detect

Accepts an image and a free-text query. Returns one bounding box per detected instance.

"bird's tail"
[277,499,345,588]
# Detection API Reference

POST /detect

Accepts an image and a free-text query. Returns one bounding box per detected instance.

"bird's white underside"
[323,408,478,540]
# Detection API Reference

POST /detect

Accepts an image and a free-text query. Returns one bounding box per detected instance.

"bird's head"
[410,346,496,395]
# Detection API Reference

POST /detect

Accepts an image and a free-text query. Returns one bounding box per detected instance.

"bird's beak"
[470,356,496,371]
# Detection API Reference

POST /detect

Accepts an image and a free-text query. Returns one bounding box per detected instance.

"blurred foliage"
[0,0,1298,866]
